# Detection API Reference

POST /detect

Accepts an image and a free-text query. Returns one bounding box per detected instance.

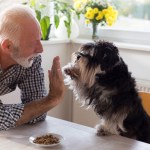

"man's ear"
[1,39,14,54]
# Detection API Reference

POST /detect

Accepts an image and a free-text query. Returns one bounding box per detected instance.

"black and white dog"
[63,40,150,143]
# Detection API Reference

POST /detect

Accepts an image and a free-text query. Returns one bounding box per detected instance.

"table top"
[0,116,150,150]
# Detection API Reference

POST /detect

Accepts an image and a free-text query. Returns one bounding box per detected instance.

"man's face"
[10,45,39,68]
[10,19,43,68]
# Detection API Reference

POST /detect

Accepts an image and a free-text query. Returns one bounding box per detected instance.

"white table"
[0,116,150,150]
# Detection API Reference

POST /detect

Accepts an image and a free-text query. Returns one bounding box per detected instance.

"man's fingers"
[57,68,63,81]
[52,56,60,69]
[51,56,61,76]
[48,70,51,80]
[49,56,63,80]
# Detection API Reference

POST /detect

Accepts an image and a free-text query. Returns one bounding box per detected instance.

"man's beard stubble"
[10,46,39,68]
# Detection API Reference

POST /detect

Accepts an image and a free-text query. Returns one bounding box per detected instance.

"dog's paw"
[95,124,112,136]
[64,68,79,79]
[97,128,111,136]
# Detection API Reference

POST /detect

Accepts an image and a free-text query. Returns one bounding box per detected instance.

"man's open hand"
[47,56,65,107]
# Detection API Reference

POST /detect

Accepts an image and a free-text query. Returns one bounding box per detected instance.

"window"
[0,0,22,12]
[96,0,150,45]
[111,0,150,32]
[0,0,150,45]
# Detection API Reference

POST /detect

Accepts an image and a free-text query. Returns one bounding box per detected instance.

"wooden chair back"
[139,92,150,116]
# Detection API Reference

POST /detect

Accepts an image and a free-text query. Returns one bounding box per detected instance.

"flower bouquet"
[73,0,118,39]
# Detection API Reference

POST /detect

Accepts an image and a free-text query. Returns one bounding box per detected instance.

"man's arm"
[16,56,64,126]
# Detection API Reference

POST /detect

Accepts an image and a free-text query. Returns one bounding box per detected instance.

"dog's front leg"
[96,118,120,136]
[96,119,112,136]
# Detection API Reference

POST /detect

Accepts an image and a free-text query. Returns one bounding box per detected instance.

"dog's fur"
[62,40,150,143]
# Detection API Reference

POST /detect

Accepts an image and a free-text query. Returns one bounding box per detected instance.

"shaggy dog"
[62,40,150,143]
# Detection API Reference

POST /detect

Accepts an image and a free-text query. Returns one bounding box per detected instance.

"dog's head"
[63,41,120,88]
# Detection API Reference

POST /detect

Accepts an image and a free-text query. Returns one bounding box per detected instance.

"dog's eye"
[77,55,81,60]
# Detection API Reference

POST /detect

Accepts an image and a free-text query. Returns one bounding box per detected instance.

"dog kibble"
[33,134,59,145]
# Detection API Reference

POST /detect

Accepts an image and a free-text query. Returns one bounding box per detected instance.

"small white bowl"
[29,133,64,147]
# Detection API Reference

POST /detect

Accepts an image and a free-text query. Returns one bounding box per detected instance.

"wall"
[41,42,73,121]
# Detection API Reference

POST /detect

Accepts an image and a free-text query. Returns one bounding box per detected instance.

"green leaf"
[40,19,47,40]
[40,16,50,40]
[39,4,46,9]
[76,13,80,20]
[44,16,50,27]
[64,20,71,38]
[54,15,60,28]
[54,3,59,13]
[35,10,41,22]
[45,24,52,40]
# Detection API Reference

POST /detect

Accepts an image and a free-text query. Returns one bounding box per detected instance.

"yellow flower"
[102,9,108,15]
[107,6,113,11]
[85,19,90,24]
[97,11,103,19]
[96,16,101,21]
[114,10,118,15]
[85,8,95,19]
[107,21,113,26]
[85,12,94,19]
[85,13,90,18]
[93,8,99,14]
[106,17,114,26]
[113,10,118,18]
[111,13,117,21]
[86,7,93,13]
[73,0,118,27]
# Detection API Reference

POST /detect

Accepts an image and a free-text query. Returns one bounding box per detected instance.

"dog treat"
[33,134,59,145]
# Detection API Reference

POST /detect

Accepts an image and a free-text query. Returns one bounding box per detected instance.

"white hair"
[0,4,38,46]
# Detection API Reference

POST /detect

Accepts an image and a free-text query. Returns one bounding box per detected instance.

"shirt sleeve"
[0,101,24,130]
[18,55,47,124]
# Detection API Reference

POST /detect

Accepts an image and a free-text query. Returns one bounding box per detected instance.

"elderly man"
[0,4,64,130]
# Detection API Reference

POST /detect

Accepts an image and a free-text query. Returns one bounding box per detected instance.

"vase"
[92,22,99,40]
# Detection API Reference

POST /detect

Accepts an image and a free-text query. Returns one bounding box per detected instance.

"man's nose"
[35,41,43,53]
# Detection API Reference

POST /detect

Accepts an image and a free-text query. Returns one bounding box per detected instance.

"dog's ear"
[101,46,119,71]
